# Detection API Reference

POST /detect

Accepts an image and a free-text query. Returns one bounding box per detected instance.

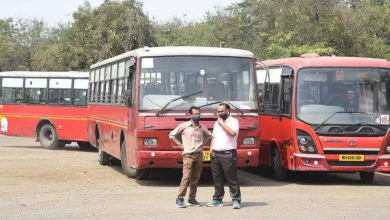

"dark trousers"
[211,149,241,202]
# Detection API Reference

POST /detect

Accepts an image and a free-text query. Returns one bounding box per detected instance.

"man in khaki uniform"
[169,106,212,208]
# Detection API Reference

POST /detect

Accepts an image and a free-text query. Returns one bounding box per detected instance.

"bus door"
[259,66,293,166]
[276,67,294,169]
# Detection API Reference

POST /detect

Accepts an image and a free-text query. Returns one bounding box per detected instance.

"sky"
[0,0,238,25]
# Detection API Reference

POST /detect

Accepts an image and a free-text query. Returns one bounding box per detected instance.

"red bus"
[257,54,390,182]
[88,46,260,180]
[0,71,91,150]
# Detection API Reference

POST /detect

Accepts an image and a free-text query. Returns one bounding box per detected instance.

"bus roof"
[257,56,390,69]
[91,46,254,69]
[0,71,89,78]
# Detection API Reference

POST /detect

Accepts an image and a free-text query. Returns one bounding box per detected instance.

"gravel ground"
[1,135,389,220]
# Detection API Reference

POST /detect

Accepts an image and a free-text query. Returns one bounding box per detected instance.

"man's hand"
[179,144,184,150]
[217,117,224,125]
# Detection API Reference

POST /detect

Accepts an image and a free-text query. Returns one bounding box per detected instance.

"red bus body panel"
[258,56,390,173]
[0,104,88,141]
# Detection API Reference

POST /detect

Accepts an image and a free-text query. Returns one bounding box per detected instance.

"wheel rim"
[43,129,54,143]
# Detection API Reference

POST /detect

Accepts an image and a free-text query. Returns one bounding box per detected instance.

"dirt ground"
[1,135,390,220]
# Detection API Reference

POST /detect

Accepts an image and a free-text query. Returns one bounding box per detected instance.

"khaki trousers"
[177,151,203,200]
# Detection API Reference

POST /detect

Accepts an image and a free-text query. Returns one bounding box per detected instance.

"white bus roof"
[0,71,89,78]
[91,46,254,69]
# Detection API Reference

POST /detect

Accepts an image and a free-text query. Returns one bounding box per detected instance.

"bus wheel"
[359,172,374,183]
[39,124,61,150]
[272,148,288,181]
[77,141,93,150]
[98,139,110,165]
[120,141,150,180]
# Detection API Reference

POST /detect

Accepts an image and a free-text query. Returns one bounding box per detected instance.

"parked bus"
[88,46,260,179]
[0,71,91,150]
[256,53,390,182]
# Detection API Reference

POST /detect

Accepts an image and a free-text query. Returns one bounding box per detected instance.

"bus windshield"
[297,67,390,125]
[139,56,256,111]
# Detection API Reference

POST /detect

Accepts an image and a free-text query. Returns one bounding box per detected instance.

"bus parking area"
[1,135,390,220]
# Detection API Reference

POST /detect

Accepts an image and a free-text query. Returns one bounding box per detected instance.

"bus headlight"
[243,137,255,145]
[386,146,390,154]
[144,138,157,146]
[299,137,308,145]
[297,129,318,154]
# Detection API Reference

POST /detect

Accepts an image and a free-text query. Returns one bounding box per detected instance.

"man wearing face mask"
[169,106,212,208]
[206,103,241,209]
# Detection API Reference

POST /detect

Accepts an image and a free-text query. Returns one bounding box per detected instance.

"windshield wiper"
[225,101,244,116]
[196,100,244,116]
[342,122,388,132]
[197,101,221,108]
[156,90,204,116]
[313,111,365,132]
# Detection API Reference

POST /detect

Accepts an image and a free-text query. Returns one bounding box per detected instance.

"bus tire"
[39,124,61,150]
[272,148,288,181]
[359,171,374,183]
[77,141,93,150]
[120,141,150,180]
[98,139,110,165]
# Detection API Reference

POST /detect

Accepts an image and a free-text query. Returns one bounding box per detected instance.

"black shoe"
[175,198,186,208]
[187,198,202,207]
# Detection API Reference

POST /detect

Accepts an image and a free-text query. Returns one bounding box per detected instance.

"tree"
[57,0,157,71]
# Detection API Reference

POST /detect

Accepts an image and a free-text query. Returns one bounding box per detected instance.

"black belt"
[213,149,236,154]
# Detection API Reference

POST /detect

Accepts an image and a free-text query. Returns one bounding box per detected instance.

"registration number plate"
[203,151,211,161]
[339,155,364,161]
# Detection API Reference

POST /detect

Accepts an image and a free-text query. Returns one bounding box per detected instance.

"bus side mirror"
[129,57,136,70]
[123,89,132,106]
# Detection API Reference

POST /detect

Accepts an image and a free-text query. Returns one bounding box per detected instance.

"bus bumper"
[136,149,259,169]
[293,153,390,173]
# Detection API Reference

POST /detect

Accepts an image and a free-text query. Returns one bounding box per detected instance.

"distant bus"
[257,54,390,182]
[88,46,260,180]
[0,71,91,150]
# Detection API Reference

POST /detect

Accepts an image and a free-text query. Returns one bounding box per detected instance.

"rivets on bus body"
[151,152,155,157]
[304,159,310,164]
[248,151,252,156]
[314,161,319,165]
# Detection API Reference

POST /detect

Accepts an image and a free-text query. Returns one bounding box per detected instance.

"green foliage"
[57,0,157,71]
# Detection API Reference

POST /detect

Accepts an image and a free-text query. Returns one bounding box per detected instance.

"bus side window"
[25,78,48,104]
[280,76,293,116]
[280,67,294,116]
[74,79,89,106]
[1,78,24,104]
[49,79,72,105]
[258,68,282,115]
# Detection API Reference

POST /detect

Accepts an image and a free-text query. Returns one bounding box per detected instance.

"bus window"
[1,78,24,103]
[74,79,89,106]
[49,79,72,104]
[25,78,47,104]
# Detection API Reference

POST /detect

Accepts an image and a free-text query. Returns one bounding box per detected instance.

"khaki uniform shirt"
[169,120,212,155]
